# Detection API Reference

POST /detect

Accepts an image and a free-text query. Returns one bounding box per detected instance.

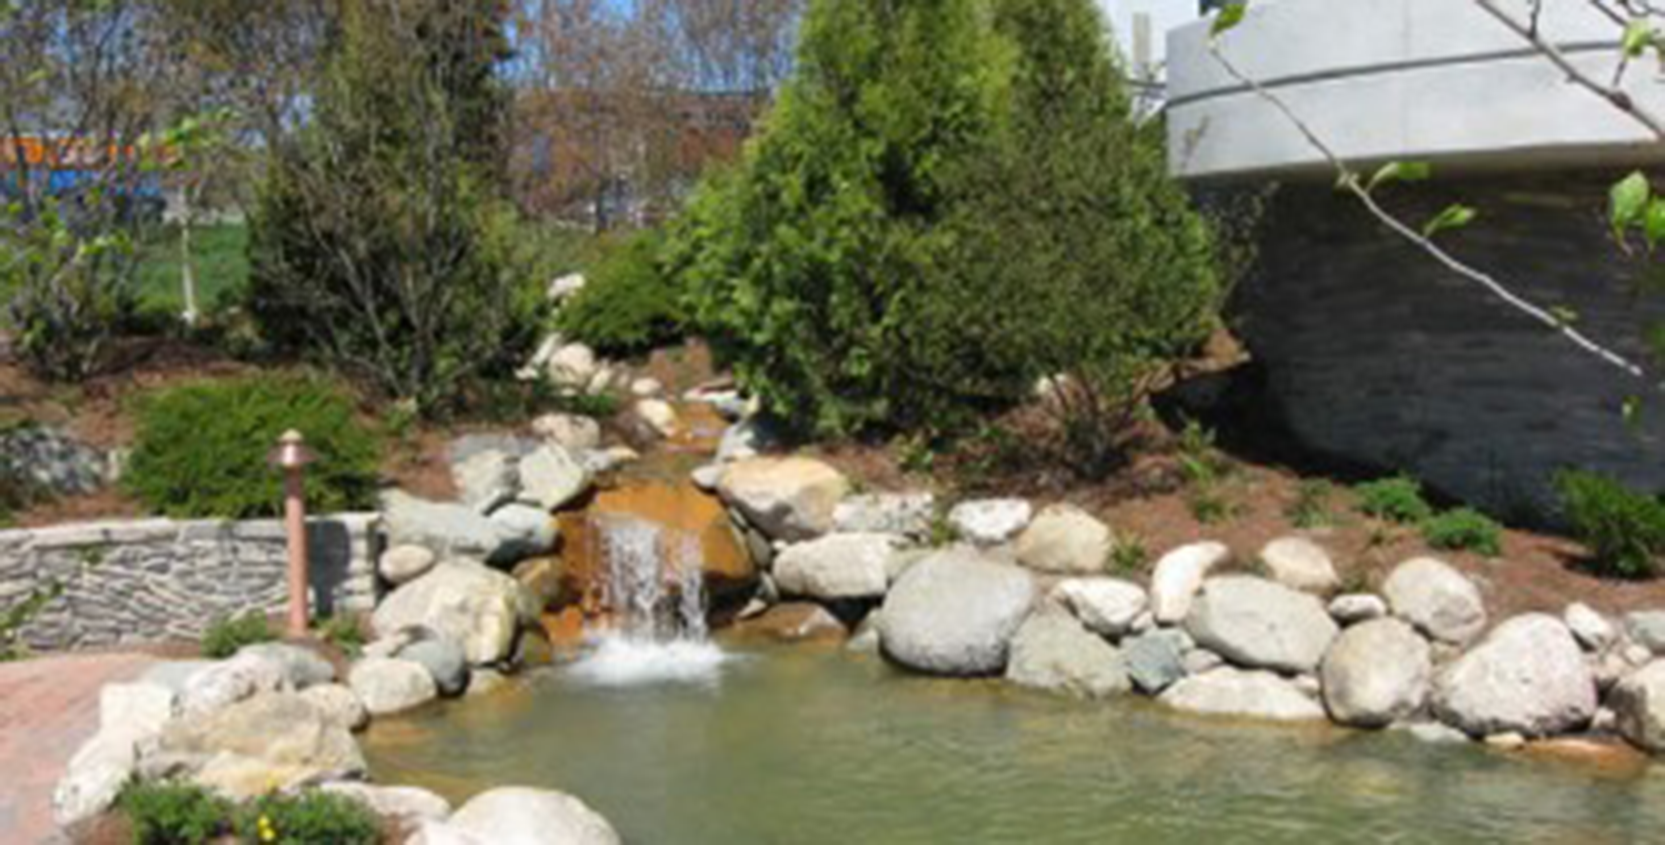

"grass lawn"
[133,223,250,319]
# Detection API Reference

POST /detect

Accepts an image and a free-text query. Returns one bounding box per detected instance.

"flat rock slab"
[0,652,155,844]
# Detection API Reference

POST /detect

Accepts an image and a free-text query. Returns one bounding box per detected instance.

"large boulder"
[397,634,472,697]
[372,561,536,664]
[155,693,366,800]
[532,413,602,452]
[1319,618,1432,727]
[517,445,593,513]
[447,787,621,845]
[382,490,526,562]
[451,445,520,513]
[381,545,439,586]
[349,657,440,716]
[299,684,369,732]
[773,533,899,600]
[53,682,180,827]
[1383,557,1487,645]
[181,652,291,717]
[1183,576,1339,674]
[717,457,850,541]
[879,547,1037,676]
[1149,542,1230,624]
[832,492,936,541]
[1159,668,1327,722]
[238,643,336,690]
[1005,611,1130,698]
[1610,660,1665,753]
[1051,578,1148,638]
[1432,614,1597,738]
[1014,504,1116,575]
[1121,629,1191,694]
[487,504,560,564]
[322,782,452,826]
[1624,611,1665,654]
[1259,536,1340,593]
[948,499,1033,546]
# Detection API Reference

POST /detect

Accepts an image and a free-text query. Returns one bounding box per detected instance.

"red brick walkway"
[0,653,155,844]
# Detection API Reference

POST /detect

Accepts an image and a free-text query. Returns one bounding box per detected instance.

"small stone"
[1565,602,1616,652]
[832,492,936,541]
[635,399,680,438]
[381,545,439,586]
[1260,536,1340,593]
[397,635,471,697]
[1149,542,1230,624]
[716,457,850,542]
[947,499,1033,546]
[1328,593,1388,625]
[631,377,664,397]
[773,533,899,600]
[1182,648,1225,676]
[690,465,723,491]
[449,787,621,845]
[1051,578,1148,639]
[517,445,593,513]
[300,684,370,732]
[1400,721,1470,744]
[1015,504,1116,575]
[1383,557,1487,645]
[1611,660,1665,752]
[1485,732,1528,750]
[1122,629,1189,694]
[531,414,602,451]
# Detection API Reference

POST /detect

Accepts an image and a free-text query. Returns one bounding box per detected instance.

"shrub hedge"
[1556,470,1665,579]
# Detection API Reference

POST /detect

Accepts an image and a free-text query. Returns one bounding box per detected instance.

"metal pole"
[279,430,310,638]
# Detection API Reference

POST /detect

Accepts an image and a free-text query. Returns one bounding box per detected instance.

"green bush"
[1556,470,1665,579]
[314,615,365,656]
[670,0,1222,455]
[118,780,234,845]
[236,791,380,845]
[201,612,276,659]
[1422,508,1503,557]
[1355,475,1434,525]
[124,375,382,519]
[556,231,684,356]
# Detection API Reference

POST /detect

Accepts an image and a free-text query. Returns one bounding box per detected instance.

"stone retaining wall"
[0,514,381,651]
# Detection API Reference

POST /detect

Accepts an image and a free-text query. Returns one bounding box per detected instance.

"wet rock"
[517,445,593,513]
[299,684,369,732]
[635,399,680,438]
[156,692,366,800]
[833,492,936,541]
[735,602,847,643]
[1122,629,1189,694]
[1015,504,1116,575]
[1383,557,1487,645]
[879,547,1036,676]
[350,657,440,716]
[1320,618,1432,728]
[1400,721,1470,744]
[447,787,621,845]
[1611,660,1665,753]
[717,457,850,542]
[716,415,787,463]
[1259,536,1339,593]
[322,782,452,826]
[773,533,899,600]
[690,464,723,491]
[1328,593,1388,626]
[1433,614,1596,738]
[512,557,564,607]
[948,499,1033,546]
[1184,576,1338,674]
[1149,541,1230,624]
[398,634,471,697]
[488,504,560,564]
[381,545,439,586]
[372,561,536,665]
[1051,578,1148,638]
[1159,668,1327,722]
[532,413,602,451]
[1565,602,1616,652]
[1005,611,1130,698]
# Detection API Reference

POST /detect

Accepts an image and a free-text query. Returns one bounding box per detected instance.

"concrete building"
[1165,0,1665,521]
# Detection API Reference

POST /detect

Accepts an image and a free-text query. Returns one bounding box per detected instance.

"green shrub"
[557,231,684,356]
[314,615,365,656]
[201,612,276,659]
[124,375,382,519]
[1355,475,1434,524]
[118,780,234,845]
[1556,470,1665,579]
[236,791,379,845]
[1422,508,1503,557]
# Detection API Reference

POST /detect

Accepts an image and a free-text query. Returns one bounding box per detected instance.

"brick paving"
[0,653,155,844]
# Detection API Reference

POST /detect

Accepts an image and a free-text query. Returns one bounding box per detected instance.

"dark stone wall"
[1236,169,1665,522]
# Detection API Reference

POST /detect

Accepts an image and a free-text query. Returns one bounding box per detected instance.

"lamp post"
[269,430,316,639]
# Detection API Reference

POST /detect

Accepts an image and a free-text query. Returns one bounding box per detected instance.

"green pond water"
[364,640,1665,844]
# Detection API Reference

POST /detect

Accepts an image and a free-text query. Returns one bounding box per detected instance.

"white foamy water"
[564,634,733,687]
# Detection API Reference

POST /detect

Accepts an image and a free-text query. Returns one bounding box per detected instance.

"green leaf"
[1625,20,1655,58]
[1211,3,1248,37]
[1549,305,1580,328]
[1422,204,1478,238]
[1611,171,1652,234]
[1367,161,1432,193]
[1646,198,1665,248]
[1624,395,1645,429]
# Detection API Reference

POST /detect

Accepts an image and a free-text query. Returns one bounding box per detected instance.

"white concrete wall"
[1166,0,1665,181]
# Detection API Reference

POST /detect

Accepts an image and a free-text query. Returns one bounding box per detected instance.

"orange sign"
[0,137,157,170]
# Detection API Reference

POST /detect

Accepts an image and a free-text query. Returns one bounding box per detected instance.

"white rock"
[773,533,900,600]
[1184,576,1339,673]
[1611,660,1665,752]
[1014,504,1116,575]
[181,652,291,717]
[1051,578,1148,638]
[350,657,440,716]
[947,499,1033,546]
[1160,667,1328,721]
[381,544,439,586]
[1328,593,1388,625]
[1259,536,1340,593]
[488,504,560,562]
[300,683,370,732]
[52,682,181,826]
[159,692,366,800]
[1565,602,1617,652]
[717,457,850,542]
[547,343,598,387]
[635,399,680,437]
[1432,614,1597,738]
[372,561,535,665]
[531,414,602,451]
[1320,618,1432,727]
[630,377,663,397]
[449,787,622,845]
[517,445,593,513]
[1383,557,1487,645]
[832,492,936,541]
[547,272,586,302]
[1149,542,1231,624]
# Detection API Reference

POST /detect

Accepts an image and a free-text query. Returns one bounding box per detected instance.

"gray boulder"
[451,447,520,513]
[879,547,1037,676]
[1004,611,1130,698]
[1184,576,1339,674]
[1610,660,1665,753]
[239,642,336,689]
[448,786,622,845]
[1432,614,1597,738]
[517,444,593,512]
[488,503,560,564]
[1015,504,1116,574]
[1122,629,1190,694]
[531,413,602,451]
[1319,618,1432,727]
[947,499,1033,546]
[372,561,536,664]
[773,533,899,600]
[1160,668,1327,721]
[832,492,936,541]
[398,634,471,697]
[349,657,440,716]
[1051,578,1148,638]
[1383,557,1487,645]
[382,490,520,561]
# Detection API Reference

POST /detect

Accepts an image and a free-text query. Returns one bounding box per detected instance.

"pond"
[363,639,1665,844]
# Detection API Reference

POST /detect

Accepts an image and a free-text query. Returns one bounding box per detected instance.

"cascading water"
[566,512,731,686]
